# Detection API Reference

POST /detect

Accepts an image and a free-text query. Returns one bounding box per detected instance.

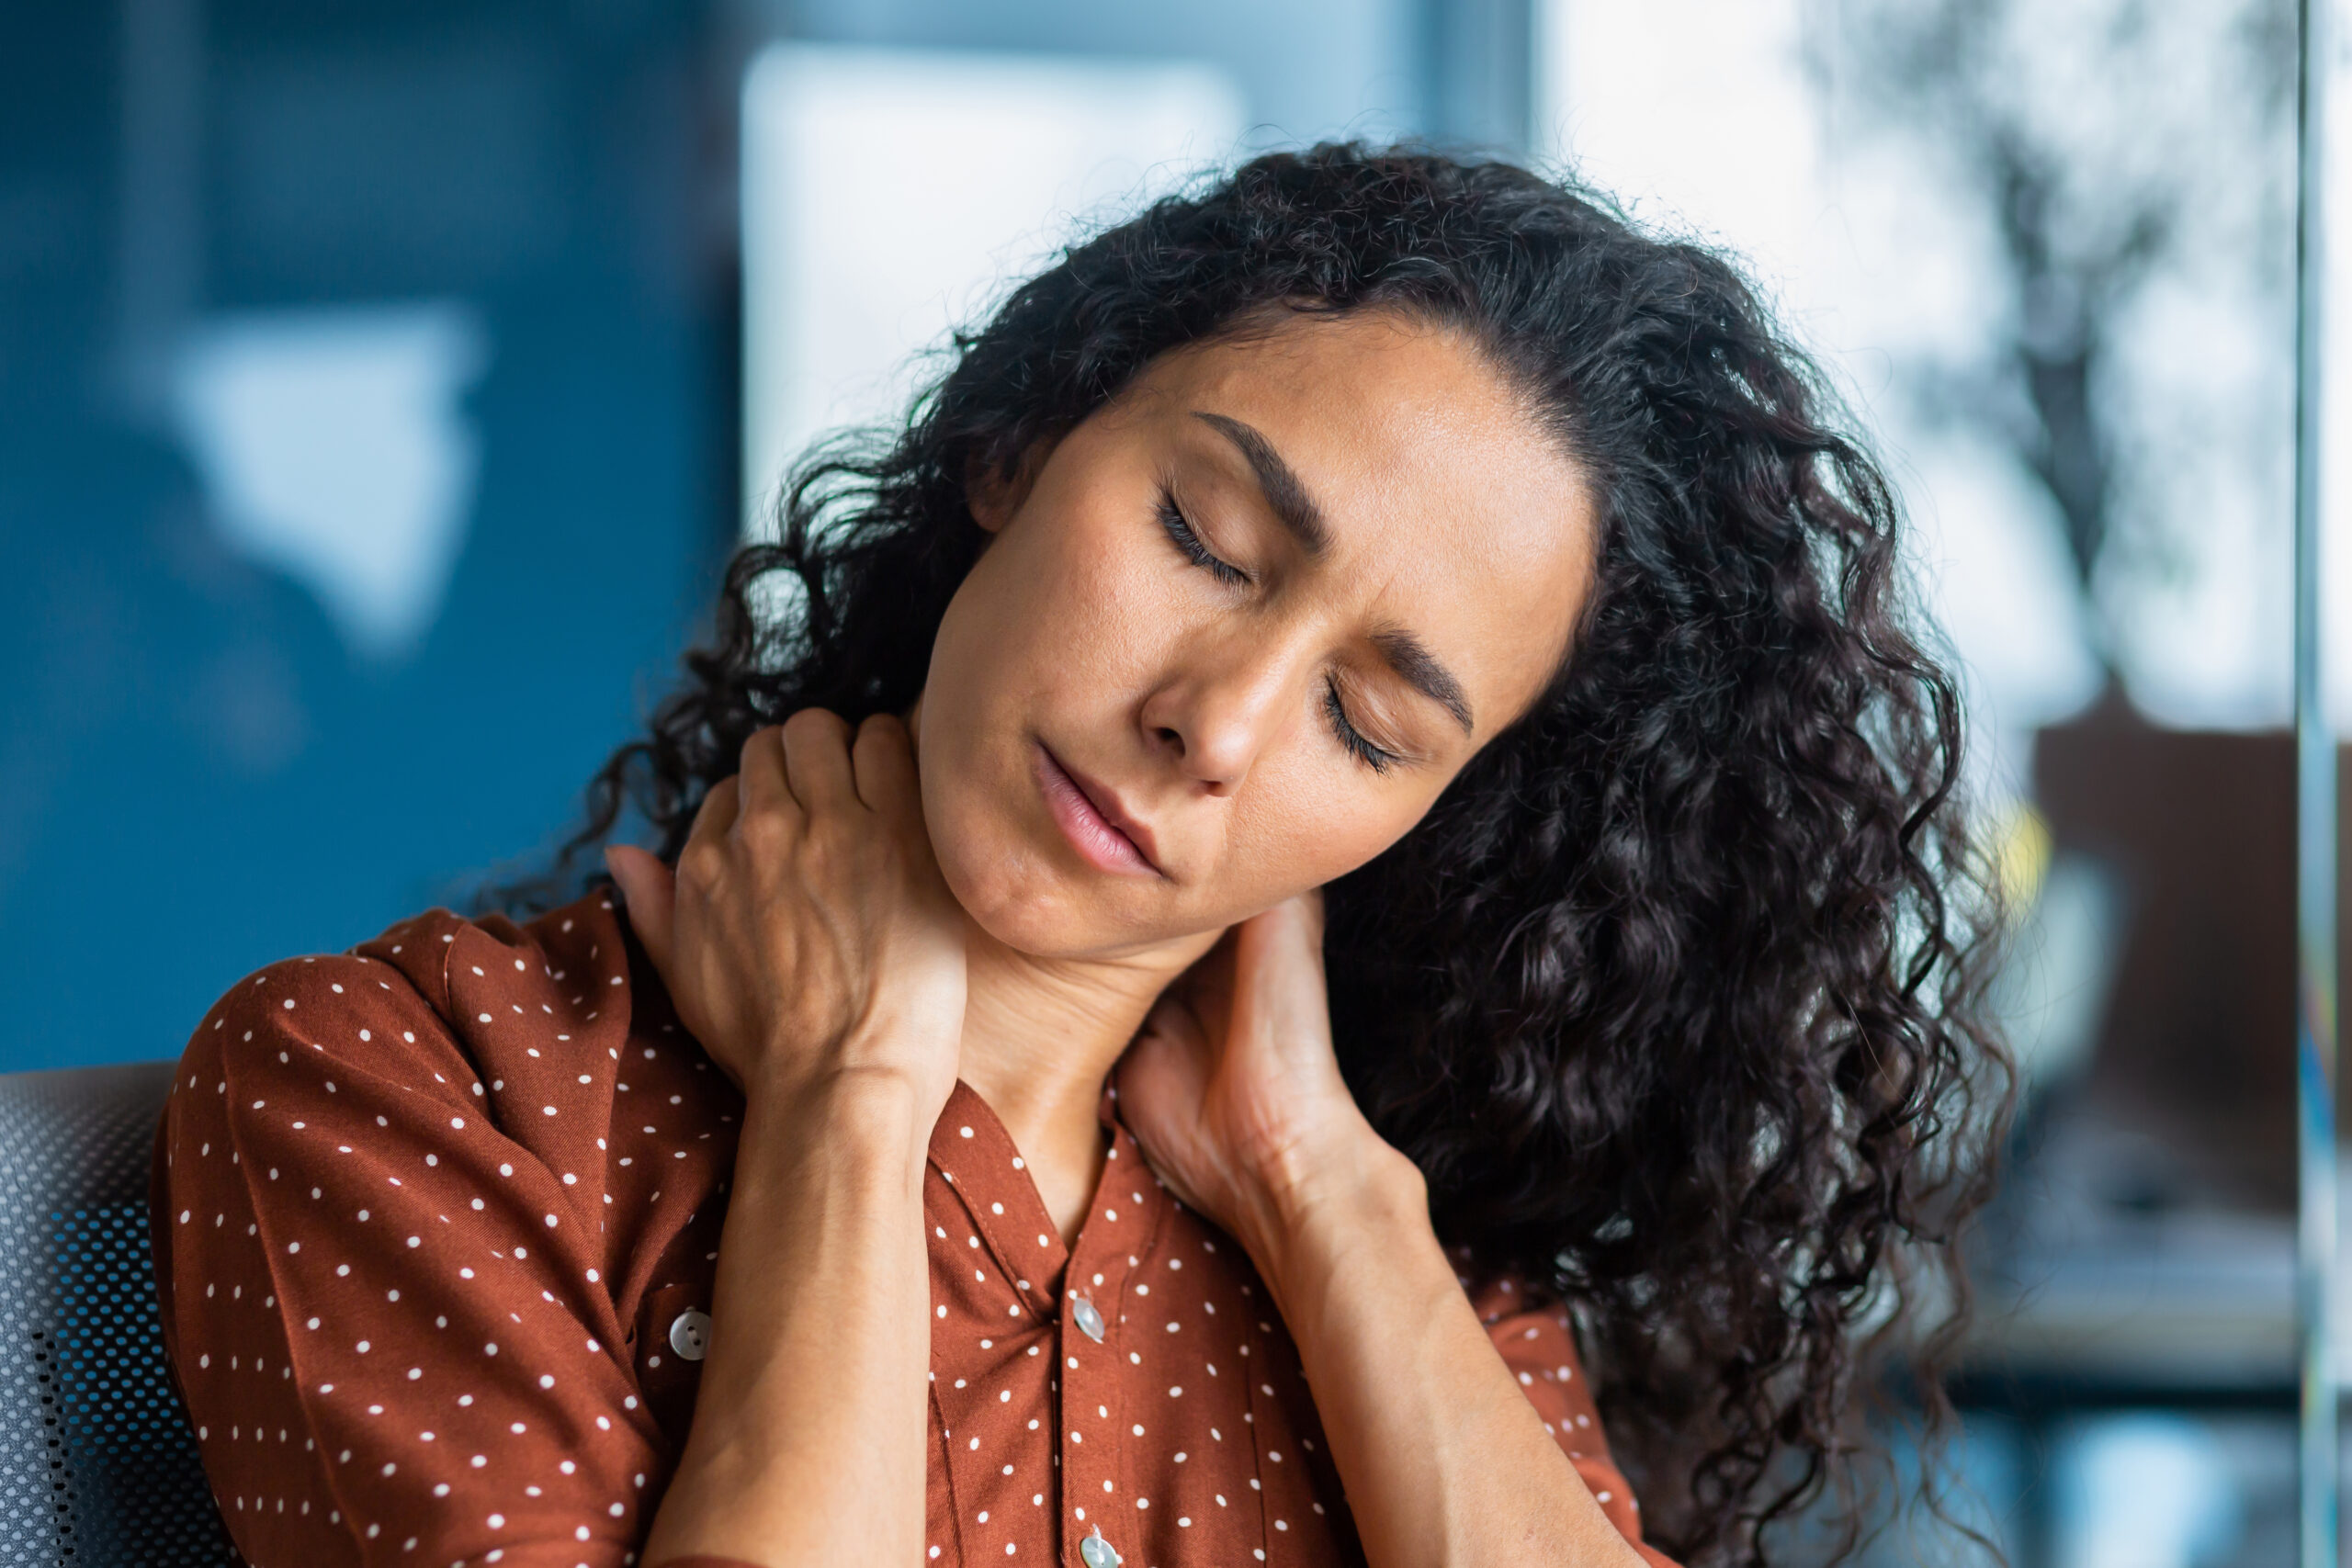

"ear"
[964,441,1046,535]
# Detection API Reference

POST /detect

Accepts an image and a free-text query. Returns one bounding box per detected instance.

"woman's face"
[920,308,1599,959]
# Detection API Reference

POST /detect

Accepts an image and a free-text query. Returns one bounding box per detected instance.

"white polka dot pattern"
[153,894,1671,1568]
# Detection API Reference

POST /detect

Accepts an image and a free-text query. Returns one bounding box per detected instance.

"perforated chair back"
[0,1060,236,1564]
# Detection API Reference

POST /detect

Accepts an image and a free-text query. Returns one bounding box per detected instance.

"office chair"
[0,1060,236,1563]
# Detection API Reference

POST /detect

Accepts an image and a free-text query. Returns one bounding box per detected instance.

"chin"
[950,856,1133,956]
[930,818,1182,959]
[922,738,1200,957]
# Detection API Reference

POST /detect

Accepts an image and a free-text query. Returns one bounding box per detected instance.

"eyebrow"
[1191,409,1475,738]
[1192,411,1329,554]
[1373,628,1475,736]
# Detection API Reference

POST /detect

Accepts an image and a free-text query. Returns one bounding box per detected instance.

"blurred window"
[738,43,1245,533]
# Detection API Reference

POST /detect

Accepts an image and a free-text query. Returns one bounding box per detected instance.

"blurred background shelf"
[1972,1213,2302,1396]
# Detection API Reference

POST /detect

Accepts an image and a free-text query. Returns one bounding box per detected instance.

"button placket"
[1238,1300,1317,1565]
[919,1077,1180,1565]
[1057,1253,1131,1558]
[923,1158,1058,1562]
[1057,1122,1173,1565]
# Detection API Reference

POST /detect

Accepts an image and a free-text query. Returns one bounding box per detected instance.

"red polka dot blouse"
[150,892,1677,1568]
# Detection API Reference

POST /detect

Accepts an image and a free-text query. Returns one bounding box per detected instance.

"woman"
[152,144,2007,1568]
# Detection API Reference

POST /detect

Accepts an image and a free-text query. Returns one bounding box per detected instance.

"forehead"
[1135,310,1598,729]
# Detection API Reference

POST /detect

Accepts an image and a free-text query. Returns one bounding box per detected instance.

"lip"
[1035,743,1164,878]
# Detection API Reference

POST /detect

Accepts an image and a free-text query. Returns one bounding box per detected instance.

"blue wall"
[0,0,1498,1074]
[0,0,733,1072]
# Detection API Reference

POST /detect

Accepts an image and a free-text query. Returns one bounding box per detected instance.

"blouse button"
[1071,1295,1106,1343]
[667,1310,712,1361]
[1079,1527,1123,1568]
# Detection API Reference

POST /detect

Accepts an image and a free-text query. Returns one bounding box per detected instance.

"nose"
[1137,628,1305,794]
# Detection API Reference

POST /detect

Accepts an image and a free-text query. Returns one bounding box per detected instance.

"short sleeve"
[1474,1278,1680,1568]
[153,938,671,1566]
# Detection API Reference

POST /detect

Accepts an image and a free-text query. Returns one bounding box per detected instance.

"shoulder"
[167,891,652,1136]
[156,886,737,1344]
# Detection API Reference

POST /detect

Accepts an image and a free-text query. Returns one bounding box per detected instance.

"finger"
[735,726,799,819]
[1184,926,1241,1025]
[1114,1010,1213,1168]
[684,775,741,862]
[780,708,858,814]
[850,713,922,818]
[605,845,677,978]
[1134,987,1211,1061]
[1234,898,1323,995]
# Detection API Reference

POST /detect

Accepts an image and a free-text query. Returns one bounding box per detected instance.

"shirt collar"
[926,1075,1161,1313]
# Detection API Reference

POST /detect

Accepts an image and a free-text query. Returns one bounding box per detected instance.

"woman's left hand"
[1114,891,1416,1260]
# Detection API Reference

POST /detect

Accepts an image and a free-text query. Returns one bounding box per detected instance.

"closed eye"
[1159,485,1396,773]
[1324,681,1397,773]
[1157,489,1250,588]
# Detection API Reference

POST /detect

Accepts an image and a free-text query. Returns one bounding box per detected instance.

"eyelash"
[1324,681,1397,774]
[1157,487,1396,774]
[1157,490,1249,587]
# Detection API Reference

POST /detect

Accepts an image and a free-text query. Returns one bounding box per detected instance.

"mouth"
[1035,743,1164,878]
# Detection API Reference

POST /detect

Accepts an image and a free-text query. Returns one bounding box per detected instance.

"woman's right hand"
[605,709,967,1130]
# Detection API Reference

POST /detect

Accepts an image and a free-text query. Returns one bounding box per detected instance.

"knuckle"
[740,725,782,764]
[783,707,848,745]
[737,808,789,856]
[678,840,727,889]
[802,812,852,861]
[854,725,913,790]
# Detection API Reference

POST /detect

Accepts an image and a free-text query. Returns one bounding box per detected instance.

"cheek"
[1214,763,1434,915]
[912,509,1196,944]
[946,501,1171,703]
[916,561,1046,897]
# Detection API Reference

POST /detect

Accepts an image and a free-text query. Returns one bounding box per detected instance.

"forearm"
[1244,1147,1644,1568]
[641,1072,934,1568]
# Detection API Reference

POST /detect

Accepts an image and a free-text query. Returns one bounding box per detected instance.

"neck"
[901,689,1215,1237]
[953,916,1216,1243]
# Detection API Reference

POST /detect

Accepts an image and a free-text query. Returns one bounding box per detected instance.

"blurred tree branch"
[1812,0,2294,684]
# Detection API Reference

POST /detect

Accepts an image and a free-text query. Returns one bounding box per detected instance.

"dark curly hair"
[547,142,2012,1566]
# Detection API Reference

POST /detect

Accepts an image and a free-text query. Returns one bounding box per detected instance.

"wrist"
[740,1063,936,1188]
[1238,1122,1428,1295]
